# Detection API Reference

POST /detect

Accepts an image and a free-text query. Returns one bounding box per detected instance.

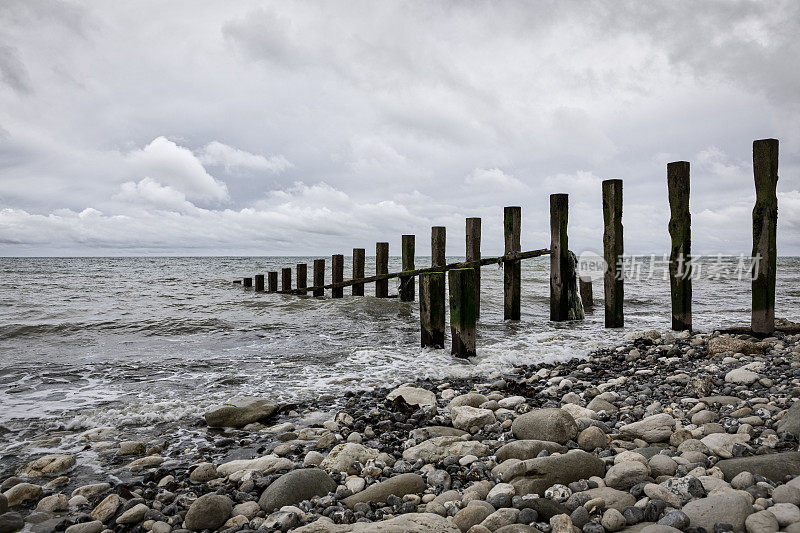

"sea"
[1,255,798,475]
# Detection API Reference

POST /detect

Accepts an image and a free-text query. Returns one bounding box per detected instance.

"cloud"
[197,141,292,173]
[466,168,529,191]
[0,45,32,94]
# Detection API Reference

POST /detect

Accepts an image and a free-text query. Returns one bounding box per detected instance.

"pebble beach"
[3,328,800,533]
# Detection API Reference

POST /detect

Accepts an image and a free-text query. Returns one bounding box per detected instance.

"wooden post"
[281,268,292,292]
[243,277,253,288]
[313,259,325,297]
[420,272,446,348]
[296,264,307,295]
[375,242,389,297]
[579,277,593,311]
[352,248,365,296]
[668,162,692,331]
[400,235,415,301]
[466,217,481,318]
[332,254,344,298]
[431,227,446,267]
[254,274,264,292]
[549,196,570,321]
[504,206,521,320]
[267,272,278,292]
[752,138,779,335]
[448,268,477,358]
[602,180,624,328]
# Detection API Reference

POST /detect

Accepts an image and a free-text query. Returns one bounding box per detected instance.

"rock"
[451,406,496,430]
[17,454,75,477]
[708,337,768,355]
[605,462,650,490]
[90,494,122,523]
[717,452,800,482]
[232,501,260,519]
[116,440,146,456]
[0,495,5,515]
[512,409,578,444]
[602,509,627,532]
[453,504,494,532]
[403,436,490,463]
[216,455,293,476]
[767,503,800,528]
[184,494,233,531]
[587,397,619,412]
[204,396,278,428]
[700,433,750,459]
[773,484,800,505]
[124,455,164,471]
[71,483,111,499]
[2,483,41,507]
[618,414,675,443]
[582,487,636,510]
[502,450,605,496]
[449,393,489,409]
[117,503,149,524]
[304,451,325,467]
[658,510,690,530]
[725,368,760,386]
[0,512,23,533]
[342,473,426,508]
[648,455,678,477]
[480,508,520,530]
[64,521,104,533]
[189,462,219,482]
[259,468,337,511]
[495,440,568,461]
[293,512,460,532]
[682,493,753,533]
[550,513,574,533]
[386,386,436,407]
[578,426,608,450]
[778,401,800,437]
[36,493,68,513]
[744,510,779,533]
[320,443,379,471]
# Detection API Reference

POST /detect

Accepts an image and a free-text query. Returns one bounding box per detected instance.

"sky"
[0,0,798,257]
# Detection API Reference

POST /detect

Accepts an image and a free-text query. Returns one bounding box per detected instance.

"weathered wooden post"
[296,264,307,295]
[281,268,292,292]
[466,217,481,318]
[504,207,521,320]
[602,179,624,328]
[752,138,779,335]
[332,254,344,298]
[420,272,446,348]
[431,226,446,268]
[243,277,253,288]
[352,248,365,296]
[668,162,691,331]
[579,277,593,311]
[267,272,278,293]
[254,274,264,292]
[400,235,415,301]
[375,242,389,297]
[549,196,570,321]
[448,268,477,358]
[313,259,325,297]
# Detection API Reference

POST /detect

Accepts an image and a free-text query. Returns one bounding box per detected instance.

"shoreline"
[2,328,800,533]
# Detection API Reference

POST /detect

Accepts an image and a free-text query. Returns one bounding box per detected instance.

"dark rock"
[716,452,800,482]
[258,468,337,512]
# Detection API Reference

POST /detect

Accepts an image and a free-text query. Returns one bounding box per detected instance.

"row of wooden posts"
[237,138,781,356]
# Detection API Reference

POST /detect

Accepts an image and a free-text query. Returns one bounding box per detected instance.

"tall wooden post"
[449,268,477,358]
[579,277,593,311]
[375,243,389,297]
[243,277,253,288]
[752,138,779,335]
[313,259,325,297]
[352,248,365,296]
[296,264,307,295]
[281,268,292,292]
[254,274,264,292]
[549,196,570,321]
[400,235,415,301]
[668,162,691,331]
[602,180,624,328]
[430,226,447,329]
[420,272,446,348]
[504,207,521,320]
[332,254,344,298]
[267,272,278,293]
[466,218,481,318]
[431,227,446,267]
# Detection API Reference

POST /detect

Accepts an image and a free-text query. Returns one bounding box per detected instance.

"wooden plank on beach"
[400,235,415,301]
[549,195,569,321]
[376,242,389,297]
[602,179,624,328]
[752,138,779,335]
[352,248,365,296]
[420,272,446,348]
[267,271,278,293]
[313,259,325,297]
[332,254,344,298]
[668,161,692,331]
[296,264,307,295]
[466,217,481,318]
[254,274,264,292]
[449,268,477,358]
[504,207,521,320]
[281,268,292,292]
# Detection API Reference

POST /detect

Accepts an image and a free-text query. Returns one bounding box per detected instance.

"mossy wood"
[448,268,477,358]
[466,217,482,318]
[667,161,691,331]
[400,235,415,301]
[752,139,778,335]
[420,272,446,348]
[602,179,624,328]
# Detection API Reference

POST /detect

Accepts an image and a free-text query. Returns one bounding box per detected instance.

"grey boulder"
[259,468,337,512]
[204,397,278,428]
[511,408,578,444]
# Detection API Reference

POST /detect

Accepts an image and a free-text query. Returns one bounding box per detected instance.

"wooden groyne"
[235,138,782,355]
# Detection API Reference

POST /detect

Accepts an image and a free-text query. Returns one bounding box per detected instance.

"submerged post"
[420,272,446,348]
[466,217,481,318]
[267,272,278,293]
[332,254,344,298]
[352,248,365,296]
[400,235,415,301]
[449,268,477,358]
[254,274,264,292]
[602,179,624,328]
[579,277,593,311]
[668,162,692,331]
[281,268,292,292]
[549,196,570,321]
[504,206,521,320]
[296,264,307,295]
[243,277,253,288]
[313,259,325,297]
[752,138,779,335]
[375,243,389,297]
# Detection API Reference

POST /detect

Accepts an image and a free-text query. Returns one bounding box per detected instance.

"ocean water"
[0,255,798,462]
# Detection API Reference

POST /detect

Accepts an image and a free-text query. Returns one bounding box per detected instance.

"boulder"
[3,483,42,507]
[452,504,494,532]
[65,522,104,533]
[605,462,651,490]
[217,455,293,477]
[448,393,489,409]
[451,406,496,430]
[700,433,751,459]
[717,452,800,482]
[0,512,24,533]
[778,401,800,437]
[259,468,337,511]
[293,512,460,532]
[184,494,233,531]
[512,408,578,444]
[320,443,379,472]
[682,493,752,533]
[582,487,636,510]
[402,436,489,463]
[204,396,278,428]
[724,368,760,386]
[17,454,75,477]
[342,473,426,508]
[495,440,568,461]
[90,494,122,523]
[708,337,768,355]
[744,510,779,533]
[500,450,605,496]
[386,386,436,407]
[618,414,675,443]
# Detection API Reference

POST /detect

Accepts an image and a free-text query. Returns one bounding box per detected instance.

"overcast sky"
[0,1,798,256]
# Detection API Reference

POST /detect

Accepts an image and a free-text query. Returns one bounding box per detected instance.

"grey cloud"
[0,44,31,94]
